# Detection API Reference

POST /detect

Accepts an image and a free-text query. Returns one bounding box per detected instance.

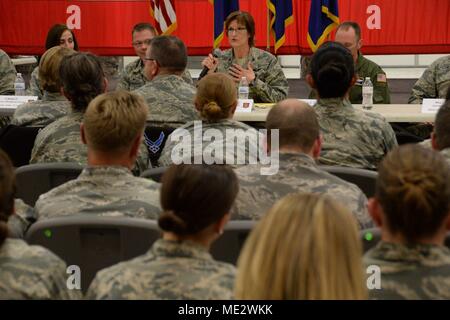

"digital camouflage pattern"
[419,139,450,166]
[158,119,261,167]
[309,53,391,104]
[364,242,450,299]
[12,92,70,127]
[216,47,288,103]
[409,55,450,104]
[7,199,36,239]
[0,238,82,299]
[133,74,200,128]
[315,97,397,170]
[117,58,193,91]
[86,239,235,300]
[27,66,42,99]
[0,49,16,95]
[34,166,161,220]
[233,153,373,229]
[30,111,150,174]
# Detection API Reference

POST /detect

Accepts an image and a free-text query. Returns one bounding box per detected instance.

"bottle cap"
[17,73,22,76]
[365,77,370,80]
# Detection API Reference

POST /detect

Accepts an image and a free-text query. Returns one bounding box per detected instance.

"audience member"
[0,49,16,95]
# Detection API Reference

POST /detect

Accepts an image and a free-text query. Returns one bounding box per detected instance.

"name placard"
[421,99,445,114]
[0,95,38,115]
[236,99,254,113]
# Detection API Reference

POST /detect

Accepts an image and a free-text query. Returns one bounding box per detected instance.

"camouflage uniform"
[133,74,200,128]
[117,58,193,91]
[11,92,70,127]
[234,152,373,229]
[409,55,450,104]
[35,166,161,220]
[86,239,236,300]
[30,111,150,175]
[309,53,391,104]
[158,119,261,167]
[364,242,450,299]
[27,66,43,99]
[419,139,450,165]
[0,49,16,95]
[315,97,397,170]
[0,238,82,299]
[7,199,36,238]
[216,47,288,103]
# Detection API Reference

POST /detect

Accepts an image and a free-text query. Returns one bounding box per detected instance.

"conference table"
[234,104,435,123]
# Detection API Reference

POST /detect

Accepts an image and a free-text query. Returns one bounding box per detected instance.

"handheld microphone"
[198,48,222,80]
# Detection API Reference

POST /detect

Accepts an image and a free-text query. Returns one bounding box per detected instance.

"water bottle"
[238,77,249,99]
[362,77,373,109]
[14,73,26,96]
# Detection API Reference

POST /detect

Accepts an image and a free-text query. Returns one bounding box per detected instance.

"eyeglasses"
[132,39,152,48]
[227,27,247,34]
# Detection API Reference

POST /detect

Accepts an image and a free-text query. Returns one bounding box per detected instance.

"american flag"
[149,0,177,35]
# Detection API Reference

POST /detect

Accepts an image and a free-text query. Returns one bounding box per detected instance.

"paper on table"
[421,99,445,114]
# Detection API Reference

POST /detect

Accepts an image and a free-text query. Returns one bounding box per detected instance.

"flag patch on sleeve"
[377,73,387,82]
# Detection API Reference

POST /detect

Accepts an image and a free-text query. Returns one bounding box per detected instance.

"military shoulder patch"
[377,73,387,83]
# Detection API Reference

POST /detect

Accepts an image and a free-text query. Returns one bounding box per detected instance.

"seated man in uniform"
[409,55,450,104]
[34,90,160,220]
[309,21,391,104]
[133,35,200,128]
[234,99,373,229]
[117,23,192,91]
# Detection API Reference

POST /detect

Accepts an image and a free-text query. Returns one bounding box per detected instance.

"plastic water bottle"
[362,77,373,109]
[14,73,26,96]
[238,77,249,99]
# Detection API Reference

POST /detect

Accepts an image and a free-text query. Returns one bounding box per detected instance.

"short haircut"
[266,99,320,151]
[83,90,148,153]
[38,46,75,92]
[236,193,366,299]
[45,24,79,51]
[59,52,105,112]
[376,144,450,243]
[337,21,362,41]
[159,164,239,236]
[196,73,237,121]
[132,22,156,37]
[310,41,355,98]
[225,11,255,47]
[434,100,450,149]
[149,36,187,73]
[0,149,16,247]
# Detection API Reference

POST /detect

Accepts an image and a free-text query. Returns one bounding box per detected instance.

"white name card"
[300,99,317,107]
[421,99,445,114]
[236,99,254,113]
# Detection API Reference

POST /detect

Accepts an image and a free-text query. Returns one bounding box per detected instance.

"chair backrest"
[360,227,450,252]
[15,162,83,206]
[144,126,175,167]
[320,165,378,198]
[210,220,256,265]
[0,125,43,167]
[140,166,168,183]
[25,216,160,293]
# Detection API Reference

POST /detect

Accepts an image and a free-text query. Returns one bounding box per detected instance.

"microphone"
[198,48,222,80]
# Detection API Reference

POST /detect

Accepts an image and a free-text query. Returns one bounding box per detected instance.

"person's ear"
[306,74,316,89]
[60,87,71,101]
[357,38,363,51]
[368,198,383,227]
[230,100,238,115]
[312,135,322,159]
[431,132,439,150]
[215,213,231,236]
[102,77,109,93]
[129,132,142,159]
[80,123,87,145]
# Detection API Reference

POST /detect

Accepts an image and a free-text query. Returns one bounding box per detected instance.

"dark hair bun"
[158,210,188,234]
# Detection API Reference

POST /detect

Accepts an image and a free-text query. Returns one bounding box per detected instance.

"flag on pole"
[149,0,177,35]
[307,0,340,52]
[212,0,239,48]
[268,0,294,53]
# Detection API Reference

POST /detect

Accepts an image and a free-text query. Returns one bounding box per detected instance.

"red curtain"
[1,0,449,55]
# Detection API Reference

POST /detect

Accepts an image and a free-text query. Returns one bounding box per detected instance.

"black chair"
[360,227,450,253]
[210,220,256,265]
[320,165,378,198]
[15,162,83,206]
[26,216,160,293]
[0,125,43,167]
[140,166,168,183]
[144,126,175,167]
